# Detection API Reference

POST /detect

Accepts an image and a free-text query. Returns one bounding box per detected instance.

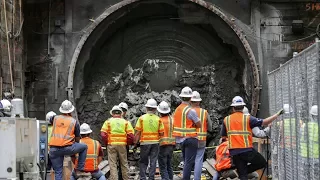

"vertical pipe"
[54,66,58,100]
[316,38,320,179]
[48,0,51,56]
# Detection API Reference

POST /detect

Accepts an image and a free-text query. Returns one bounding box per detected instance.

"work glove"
[276,109,284,116]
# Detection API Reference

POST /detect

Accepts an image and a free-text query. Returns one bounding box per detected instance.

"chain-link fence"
[268,39,320,180]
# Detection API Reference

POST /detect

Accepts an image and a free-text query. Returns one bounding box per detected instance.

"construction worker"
[49,100,88,180]
[300,105,319,179]
[101,105,134,180]
[190,91,212,180]
[71,123,106,180]
[243,107,270,138]
[134,99,164,180]
[221,96,284,180]
[46,111,56,171]
[281,104,299,150]
[157,101,175,180]
[119,102,129,118]
[213,139,259,180]
[173,86,201,180]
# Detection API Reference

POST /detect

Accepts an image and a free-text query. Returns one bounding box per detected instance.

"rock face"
[77,59,247,146]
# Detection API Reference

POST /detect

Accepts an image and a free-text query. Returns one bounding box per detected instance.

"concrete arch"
[67,0,261,116]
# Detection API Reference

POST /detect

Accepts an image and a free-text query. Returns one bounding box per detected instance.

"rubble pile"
[77,59,247,147]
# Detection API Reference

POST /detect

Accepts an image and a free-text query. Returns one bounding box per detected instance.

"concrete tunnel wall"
[62,0,261,142]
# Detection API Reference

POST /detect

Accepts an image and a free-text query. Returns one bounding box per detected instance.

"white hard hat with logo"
[179,86,193,98]
[283,104,293,114]
[119,102,128,111]
[243,107,250,115]
[157,101,171,114]
[80,123,92,135]
[145,99,158,108]
[191,91,202,102]
[46,111,56,122]
[59,100,75,114]
[230,96,246,107]
[110,105,123,115]
[310,105,318,116]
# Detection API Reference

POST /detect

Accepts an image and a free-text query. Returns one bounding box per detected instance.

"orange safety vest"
[159,116,176,146]
[194,107,208,141]
[173,103,197,137]
[75,137,100,172]
[49,115,76,147]
[223,112,253,149]
[214,141,232,171]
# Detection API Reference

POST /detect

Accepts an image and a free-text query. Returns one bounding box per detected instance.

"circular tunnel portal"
[68,0,260,141]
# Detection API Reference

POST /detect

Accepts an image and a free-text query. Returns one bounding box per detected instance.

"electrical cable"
[37,163,44,180]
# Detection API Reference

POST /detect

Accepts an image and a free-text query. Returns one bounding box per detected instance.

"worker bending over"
[221,96,284,180]
[49,100,88,180]
[157,101,175,180]
[173,87,201,180]
[100,106,134,180]
[134,99,164,180]
[46,111,56,172]
[190,91,212,180]
[71,123,106,180]
[213,139,259,180]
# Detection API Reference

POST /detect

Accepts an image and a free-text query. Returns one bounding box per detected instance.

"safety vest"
[194,107,208,141]
[47,125,53,150]
[49,115,76,147]
[101,118,134,145]
[173,103,197,137]
[282,118,297,149]
[300,122,319,158]
[159,116,176,146]
[75,137,100,172]
[224,112,253,149]
[135,114,163,143]
[214,141,232,171]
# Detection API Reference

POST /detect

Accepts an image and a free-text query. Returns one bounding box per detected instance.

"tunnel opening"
[70,0,259,144]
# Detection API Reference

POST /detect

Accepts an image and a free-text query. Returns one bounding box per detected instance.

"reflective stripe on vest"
[214,141,232,171]
[224,113,253,149]
[47,125,53,150]
[300,122,319,158]
[195,107,208,141]
[160,116,176,146]
[139,114,162,143]
[173,104,197,137]
[107,118,128,145]
[49,115,76,147]
[75,137,100,171]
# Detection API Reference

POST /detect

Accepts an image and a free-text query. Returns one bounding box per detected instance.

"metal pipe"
[48,0,51,56]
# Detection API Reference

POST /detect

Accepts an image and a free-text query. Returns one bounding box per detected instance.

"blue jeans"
[70,169,106,180]
[158,145,174,180]
[139,144,159,180]
[181,138,198,180]
[49,143,88,180]
[194,146,206,180]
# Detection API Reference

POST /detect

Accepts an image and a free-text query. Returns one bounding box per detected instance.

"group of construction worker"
[46,85,320,180]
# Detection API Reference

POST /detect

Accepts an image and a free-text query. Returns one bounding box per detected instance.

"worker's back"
[49,115,76,147]
[75,137,101,172]
[105,117,133,145]
[136,113,162,144]
[193,107,208,141]
[173,103,197,137]
[159,115,175,146]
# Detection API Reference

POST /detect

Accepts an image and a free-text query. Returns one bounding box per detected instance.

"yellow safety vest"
[101,118,134,145]
[135,114,164,144]
[300,122,319,158]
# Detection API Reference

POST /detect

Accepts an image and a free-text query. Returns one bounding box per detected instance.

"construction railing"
[268,39,320,180]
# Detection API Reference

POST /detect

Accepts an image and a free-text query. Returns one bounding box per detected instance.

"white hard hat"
[110,105,123,115]
[157,101,171,114]
[243,107,250,115]
[230,96,246,107]
[283,104,293,114]
[179,86,193,98]
[310,105,318,116]
[0,99,12,111]
[145,99,158,108]
[191,91,202,102]
[46,111,56,122]
[119,102,128,111]
[80,123,92,135]
[59,100,75,114]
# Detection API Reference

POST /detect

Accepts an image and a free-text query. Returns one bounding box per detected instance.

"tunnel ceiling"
[69,0,260,132]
